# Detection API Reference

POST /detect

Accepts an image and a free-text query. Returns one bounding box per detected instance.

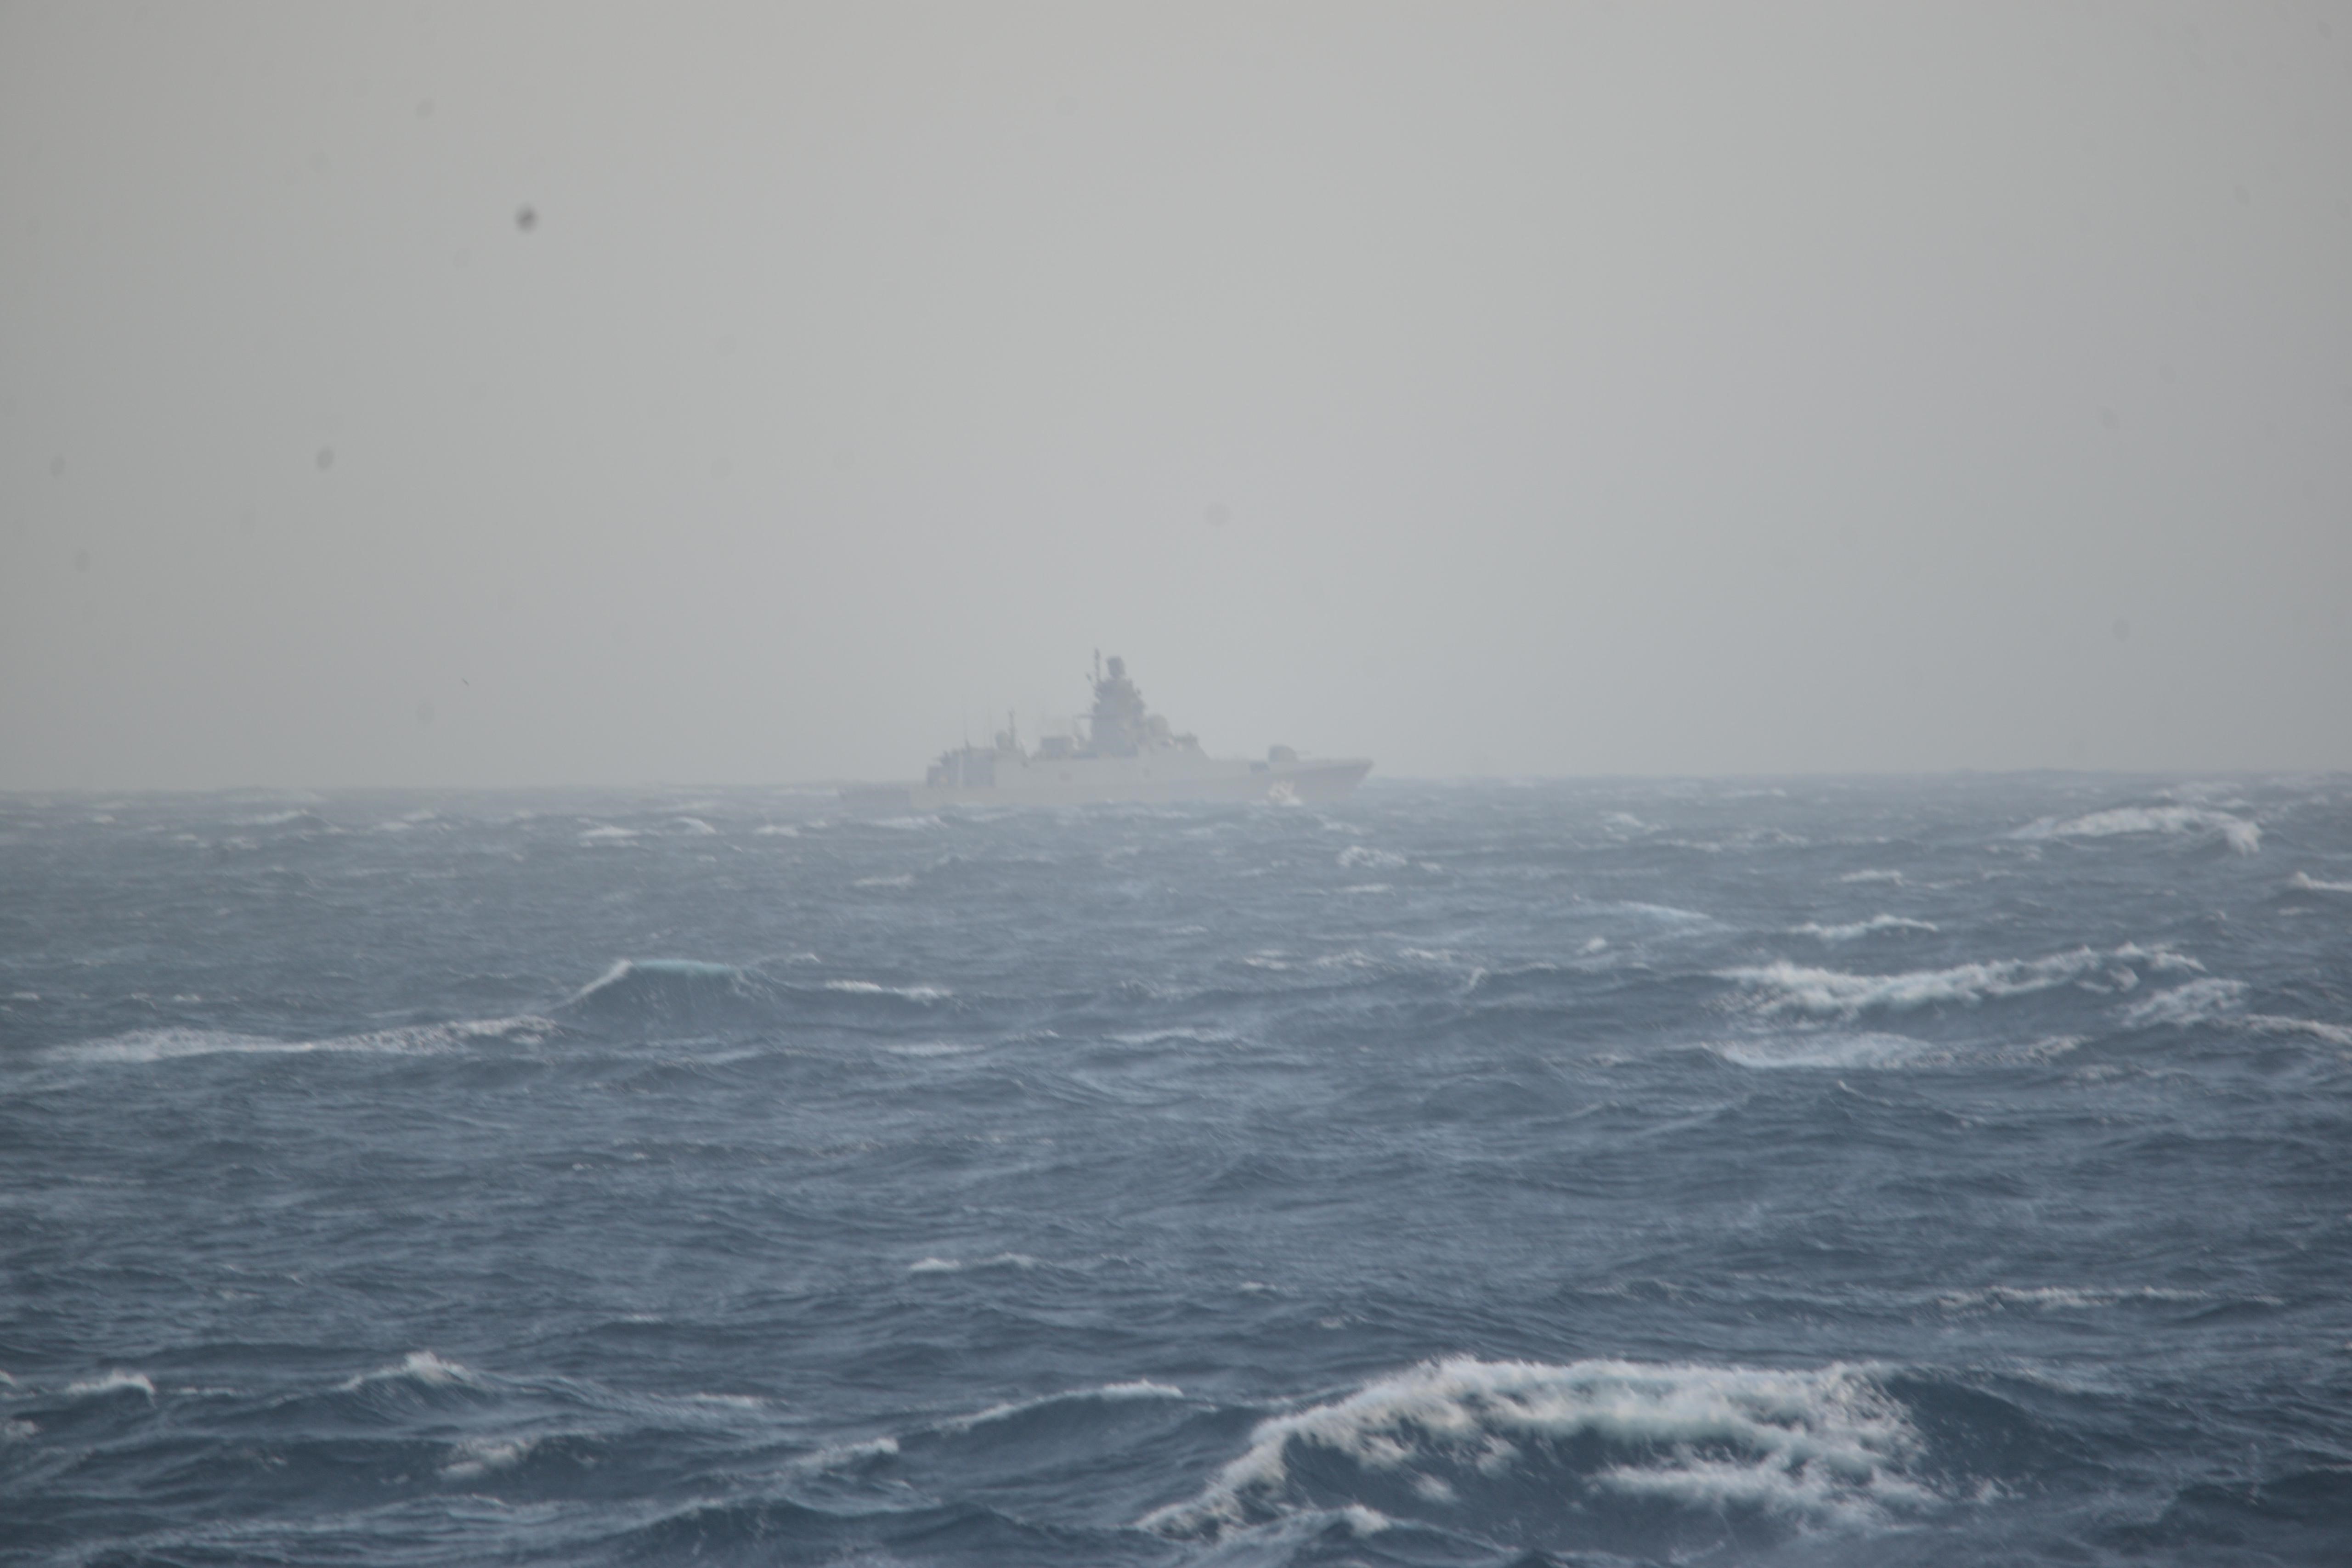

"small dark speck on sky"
[516,205,538,232]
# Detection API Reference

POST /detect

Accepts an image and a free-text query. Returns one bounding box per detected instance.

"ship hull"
[842,757,1370,812]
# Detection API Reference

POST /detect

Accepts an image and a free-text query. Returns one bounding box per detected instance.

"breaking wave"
[2242,1014,2352,1048]
[824,979,950,1000]
[2121,978,2248,1029]
[558,959,782,1038]
[947,1380,1185,1432]
[64,1370,157,1399]
[50,1016,556,1066]
[2013,806,2260,855]
[1794,914,1940,942]
[337,1350,486,1392]
[908,1253,1042,1275]
[1142,1356,1932,1546]
[1709,1033,1936,1070]
[1721,946,2197,1018]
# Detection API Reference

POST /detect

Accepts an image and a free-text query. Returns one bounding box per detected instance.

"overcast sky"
[4,2,2347,788]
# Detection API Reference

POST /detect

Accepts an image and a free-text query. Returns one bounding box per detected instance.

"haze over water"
[6,6,2351,1565]
[4,3,2348,786]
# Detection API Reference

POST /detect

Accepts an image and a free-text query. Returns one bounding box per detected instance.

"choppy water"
[4,776,2350,1567]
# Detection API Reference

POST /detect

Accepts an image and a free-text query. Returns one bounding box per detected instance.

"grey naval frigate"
[842,655,1371,810]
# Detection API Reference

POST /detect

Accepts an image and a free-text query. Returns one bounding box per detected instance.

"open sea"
[3,775,2350,1567]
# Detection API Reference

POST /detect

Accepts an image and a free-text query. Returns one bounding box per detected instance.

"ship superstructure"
[843,655,1370,809]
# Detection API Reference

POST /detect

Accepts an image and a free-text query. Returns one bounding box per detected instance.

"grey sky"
[5,2,2347,788]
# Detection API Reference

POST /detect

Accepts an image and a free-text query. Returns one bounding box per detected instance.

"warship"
[841,655,1371,809]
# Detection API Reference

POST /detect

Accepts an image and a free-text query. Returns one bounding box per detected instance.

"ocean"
[3,775,2349,1567]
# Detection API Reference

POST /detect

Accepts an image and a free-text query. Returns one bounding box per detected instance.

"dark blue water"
[5,777,2350,1566]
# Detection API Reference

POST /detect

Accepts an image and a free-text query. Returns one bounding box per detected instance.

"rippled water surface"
[4,777,2350,1566]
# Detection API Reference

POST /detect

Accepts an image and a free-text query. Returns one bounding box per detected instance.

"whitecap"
[441,1436,535,1478]
[65,1370,156,1399]
[948,1379,1186,1431]
[2120,978,2247,1029]
[577,824,640,843]
[2241,1014,2352,1048]
[908,1252,1040,1275]
[1109,1027,1241,1046]
[2290,871,2352,894]
[854,874,916,889]
[1140,1355,1926,1540]
[1934,1284,2226,1313]
[338,1350,484,1392]
[2013,805,2260,855]
[671,817,718,835]
[49,1016,555,1066]
[1838,869,1905,886]
[567,959,740,1002]
[791,1435,900,1472]
[1336,846,1408,871]
[1793,915,1940,943]
[1619,902,1713,924]
[1710,1033,1934,1070]
[823,979,949,1000]
[752,824,800,837]
[1719,946,2195,1019]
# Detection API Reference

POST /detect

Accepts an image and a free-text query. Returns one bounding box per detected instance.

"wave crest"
[1721,946,2197,1018]
[51,1016,555,1066]
[2013,806,2260,855]
[1141,1356,1929,1543]
[1794,915,1939,943]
